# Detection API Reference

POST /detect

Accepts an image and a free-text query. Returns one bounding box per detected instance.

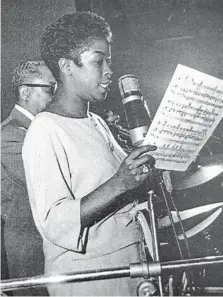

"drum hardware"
[137,168,190,295]
[159,174,196,295]
[99,111,223,294]
[166,152,223,290]
[141,172,197,295]
[158,175,223,293]
[159,203,223,290]
[137,278,159,296]
[1,256,223,294]
[171,154,223,191]
[158,202,223,235]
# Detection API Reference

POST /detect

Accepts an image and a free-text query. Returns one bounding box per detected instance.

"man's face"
[29,65,56,113]
[71,38,113,102]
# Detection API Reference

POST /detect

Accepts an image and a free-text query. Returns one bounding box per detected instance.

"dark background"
[2,0,223,156]
[2,0,223,124]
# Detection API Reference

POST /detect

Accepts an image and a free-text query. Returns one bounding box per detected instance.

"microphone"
[118,74,151,147]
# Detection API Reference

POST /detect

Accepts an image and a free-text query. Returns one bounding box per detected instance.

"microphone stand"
[136,168,165,296]
[145,171,195,296]
[147,189,164,296]
[160,172,198,296]
[2,256,223,293]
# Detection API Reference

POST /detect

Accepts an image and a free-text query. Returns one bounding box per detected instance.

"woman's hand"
[115,145,157,191]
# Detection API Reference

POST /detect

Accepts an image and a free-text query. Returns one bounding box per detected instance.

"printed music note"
[143,64,223,171]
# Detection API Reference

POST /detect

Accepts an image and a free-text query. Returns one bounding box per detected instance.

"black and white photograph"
[1,0,223,296]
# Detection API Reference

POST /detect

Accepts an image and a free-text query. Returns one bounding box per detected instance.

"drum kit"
[104,110,223,295]
[171,154,223,191]
[158,153,223,295]
[1,112,223,296]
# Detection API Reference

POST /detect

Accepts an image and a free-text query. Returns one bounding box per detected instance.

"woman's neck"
[46,89,89,118]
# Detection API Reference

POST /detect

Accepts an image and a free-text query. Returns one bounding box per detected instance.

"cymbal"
[171,154,223,191]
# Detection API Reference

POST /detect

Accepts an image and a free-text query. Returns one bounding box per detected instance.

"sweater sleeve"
[22,117,86,253]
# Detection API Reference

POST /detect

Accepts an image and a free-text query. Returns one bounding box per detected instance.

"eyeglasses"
[21,83,57,95]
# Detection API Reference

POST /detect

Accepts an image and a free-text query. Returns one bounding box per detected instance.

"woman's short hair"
[40,12,112,80]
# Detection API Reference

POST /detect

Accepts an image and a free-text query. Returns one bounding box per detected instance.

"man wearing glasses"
[1,60,56,296]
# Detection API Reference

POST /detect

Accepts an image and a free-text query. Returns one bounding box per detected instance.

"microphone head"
[118,74,151,147]
[118,74,142,99]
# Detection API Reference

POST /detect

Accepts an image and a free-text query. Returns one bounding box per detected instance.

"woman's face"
[71,38,113,103]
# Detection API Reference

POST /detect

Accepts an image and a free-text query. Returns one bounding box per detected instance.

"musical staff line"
[172,91,223,109]
[167,99,219,116]
[160,111,213,128]
[143,64,223,171]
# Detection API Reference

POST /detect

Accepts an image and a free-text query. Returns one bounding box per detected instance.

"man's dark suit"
[1,107,48,296]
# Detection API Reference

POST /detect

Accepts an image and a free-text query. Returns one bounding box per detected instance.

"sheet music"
[143,64,223,171]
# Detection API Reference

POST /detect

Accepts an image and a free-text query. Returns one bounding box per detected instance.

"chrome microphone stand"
[143,171,194,296]
[136,187,163,296]
[136,167,165,296]
[2,256,223,293]
[160,171,197,296]
[147,189,164,296]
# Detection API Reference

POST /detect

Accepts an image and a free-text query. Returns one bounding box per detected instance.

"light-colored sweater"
[22,112,141,273]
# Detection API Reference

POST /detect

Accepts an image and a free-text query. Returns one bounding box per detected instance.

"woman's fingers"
[126,147,156,170]
[128,145,157,161]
